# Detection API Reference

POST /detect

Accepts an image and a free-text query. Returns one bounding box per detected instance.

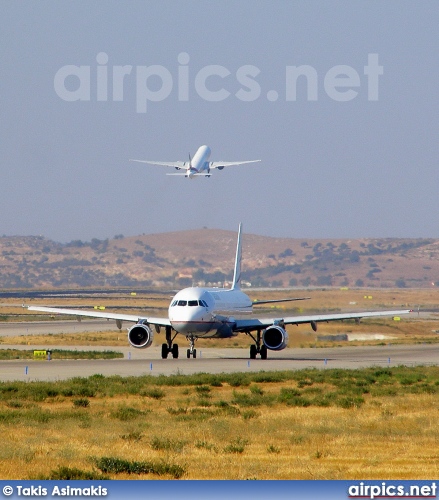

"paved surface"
[1,319,438,381]
[0,319,118,337]
[0,343,438,382]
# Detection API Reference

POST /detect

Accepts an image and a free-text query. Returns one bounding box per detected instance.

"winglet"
[231,223,242,290]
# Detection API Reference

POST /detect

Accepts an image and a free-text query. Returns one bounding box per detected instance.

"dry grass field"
[1,368,439,479]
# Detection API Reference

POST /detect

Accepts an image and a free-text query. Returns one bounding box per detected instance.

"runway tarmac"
[0,343,437,382]
[0,319,118,337]
[1,319,438,382]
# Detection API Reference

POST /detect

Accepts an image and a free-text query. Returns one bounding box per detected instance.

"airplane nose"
[170,306,211,334]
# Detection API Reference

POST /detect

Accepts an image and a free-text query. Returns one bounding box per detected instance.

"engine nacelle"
[128,323,154,349]
[263,325,288,351]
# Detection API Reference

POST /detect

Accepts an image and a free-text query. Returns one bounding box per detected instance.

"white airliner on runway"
[27,225,412,360]
[130,145,260,178]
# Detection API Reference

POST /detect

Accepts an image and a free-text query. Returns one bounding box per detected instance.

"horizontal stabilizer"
[166,173,210,177]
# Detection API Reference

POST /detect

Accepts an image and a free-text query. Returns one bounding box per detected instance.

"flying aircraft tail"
[231,223,242,290]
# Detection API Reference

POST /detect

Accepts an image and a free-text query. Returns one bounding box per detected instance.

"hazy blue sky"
[1,1,438,242]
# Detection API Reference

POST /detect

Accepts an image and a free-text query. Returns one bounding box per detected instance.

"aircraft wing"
[252,297,310,305]
[27,306,171,327]
[129,159,187,169]
[233,309,412,332]
[210,160,261,169]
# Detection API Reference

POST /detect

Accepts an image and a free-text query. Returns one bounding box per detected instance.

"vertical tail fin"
[231,223,242,290]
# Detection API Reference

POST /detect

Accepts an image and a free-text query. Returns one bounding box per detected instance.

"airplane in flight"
[27,224,411,360]
[129,145,260,178]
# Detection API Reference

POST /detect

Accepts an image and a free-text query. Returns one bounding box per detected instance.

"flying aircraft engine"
[128,322,154,349]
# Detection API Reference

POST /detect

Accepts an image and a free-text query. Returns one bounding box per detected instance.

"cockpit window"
[175,299,208,307]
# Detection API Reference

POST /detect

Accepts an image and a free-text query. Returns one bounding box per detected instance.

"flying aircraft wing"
[129,159,187,169]
[210,160,261,169]
[233,309,412,332]
[27,306,171,327]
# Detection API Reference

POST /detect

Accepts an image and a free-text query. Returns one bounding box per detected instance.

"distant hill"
[1,229,438,289]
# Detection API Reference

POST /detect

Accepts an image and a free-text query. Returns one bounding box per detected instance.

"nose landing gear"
[186,335,197,358]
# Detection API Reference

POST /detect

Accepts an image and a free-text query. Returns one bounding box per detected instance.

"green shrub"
[279,387,301,402]
[195,440,217,451]
[285,396,311,407]
[166,407,188,415]
[121,431,143,442]
[142,388,165,399]
[6,400,23,408]
[73,398,90,408]
[279,388,311,407]
[197,398,212,407]
[111,406,145,421]
[94,456,185,478]
[297,379,313,388]
[195,385,211,394]
[47,466,108,480]
[224,438,248,454]
[336,396,364,409]
[150,436,187,452]
[249,385,264,395]
[267,444,280,454]
[227,374,250,387]
[231,390,271,407]
[242,409,259,420]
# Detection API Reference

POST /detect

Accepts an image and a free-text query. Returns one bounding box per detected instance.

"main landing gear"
[161,326,179,359]
[160,329,199,359]
[247,330,268,360]
[186,335,197,358]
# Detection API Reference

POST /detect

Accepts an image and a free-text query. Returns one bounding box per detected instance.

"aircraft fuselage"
[168,286,252,337]
[186,145,211,178]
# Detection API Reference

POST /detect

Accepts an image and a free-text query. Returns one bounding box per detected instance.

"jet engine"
[128,323,154,349]
[263,325,288,351]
